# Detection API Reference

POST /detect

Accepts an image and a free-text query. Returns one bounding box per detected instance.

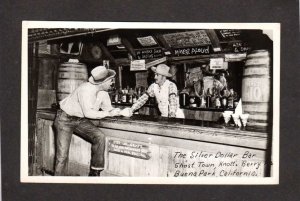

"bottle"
[137,87,141,98]
[227,89,234,109]
[179,89,189,108]
[189,91,197,108]
[199,88,206,108]
[111,87,116,103]
[233,91,239,108]
[132,91,137,103]
[127,88,134,104]
[221,89,228,109]
[206,88,211,108]
[121,88,127,103]
[215,91,221,109]
[221,95,227,109]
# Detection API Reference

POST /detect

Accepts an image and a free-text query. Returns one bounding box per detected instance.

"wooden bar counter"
[34,109,270,177]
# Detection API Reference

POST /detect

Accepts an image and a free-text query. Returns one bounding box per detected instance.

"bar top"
[36,108,269,150]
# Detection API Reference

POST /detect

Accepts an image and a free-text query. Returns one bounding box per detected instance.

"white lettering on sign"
[172,149,266,177]
[242,78,270,102]
[173,46,210,56]
[108,140,151,160]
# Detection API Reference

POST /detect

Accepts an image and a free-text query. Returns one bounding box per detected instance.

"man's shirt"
[60,82,113,119]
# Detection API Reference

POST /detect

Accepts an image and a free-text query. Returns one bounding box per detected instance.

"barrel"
[57,61,88,101]
[242,50,271,130]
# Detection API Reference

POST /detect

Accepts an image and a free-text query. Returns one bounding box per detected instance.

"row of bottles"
[110,86,149,104]
[110,86,239,110]
[180,88,239,109]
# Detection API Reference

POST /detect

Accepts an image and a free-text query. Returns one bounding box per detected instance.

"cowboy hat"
[88,66,116,85]
[151,64,172,77]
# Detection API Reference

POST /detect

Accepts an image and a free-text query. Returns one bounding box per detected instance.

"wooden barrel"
[242,50,271,130]
[57,61,88,101]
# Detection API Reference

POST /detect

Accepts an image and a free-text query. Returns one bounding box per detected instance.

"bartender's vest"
[152,80,185,118]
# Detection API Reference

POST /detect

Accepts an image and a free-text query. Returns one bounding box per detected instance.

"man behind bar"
[124,64,184,118]
[54,66,121,176]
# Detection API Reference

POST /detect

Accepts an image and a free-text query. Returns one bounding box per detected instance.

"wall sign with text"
[136,48,163,59]
[172,45,211,57]
[218,29,241,39]
[108,140,151,160]
[231,42,251,53]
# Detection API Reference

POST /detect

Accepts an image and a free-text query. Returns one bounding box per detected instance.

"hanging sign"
[107,35,121,46]
[136,48,163,59]
[173,45,211,57]
[210,58,225,69]
[225,53,247,62]
[231,42,251,53]
[137,36,157,46]
[130,60,146,71]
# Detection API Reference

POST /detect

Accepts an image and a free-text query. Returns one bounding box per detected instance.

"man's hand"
[120,108,133,117]
[109,108,121,117]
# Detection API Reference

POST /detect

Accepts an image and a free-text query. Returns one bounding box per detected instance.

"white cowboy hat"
[151,64,172,77]
[88,66,116,85]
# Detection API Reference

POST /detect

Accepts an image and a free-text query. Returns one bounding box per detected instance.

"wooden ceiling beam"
[121,37,136,59]
[98,42,116,64]
[155,34,171,50]
[206,29,222,52]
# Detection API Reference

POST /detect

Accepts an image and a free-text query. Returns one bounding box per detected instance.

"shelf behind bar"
[112,102,234,112]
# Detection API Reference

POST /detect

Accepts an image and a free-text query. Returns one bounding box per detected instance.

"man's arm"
[131,93,149,112]
[131,84,155,112]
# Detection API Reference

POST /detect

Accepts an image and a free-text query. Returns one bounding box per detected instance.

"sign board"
[145,57,167,69]
[163,30,211,47]
[231,42,251,53]
[130,60,146,71]
[225,53,247,62]
[108,140,151,160]
[107,35,121,46]
[136,48,163,60]
[210,58,225,69]
[137,36,157,46]
[219,29,241,38]
[173,45,211,57]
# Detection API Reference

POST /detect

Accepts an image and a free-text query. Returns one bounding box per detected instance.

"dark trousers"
[53,109,105,176]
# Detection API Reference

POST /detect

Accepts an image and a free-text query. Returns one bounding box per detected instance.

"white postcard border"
[21,21,280,184]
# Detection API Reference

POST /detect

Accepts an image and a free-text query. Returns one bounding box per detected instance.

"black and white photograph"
[21,22,280,184]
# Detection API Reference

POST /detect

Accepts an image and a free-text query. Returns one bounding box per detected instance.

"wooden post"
[118,65,123,89]
[183,63,187,88]
[28,42,40,175]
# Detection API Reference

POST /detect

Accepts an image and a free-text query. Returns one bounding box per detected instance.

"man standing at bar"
[54,66,121,176]
[124,64,184,118]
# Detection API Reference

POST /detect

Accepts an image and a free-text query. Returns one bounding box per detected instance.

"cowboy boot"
[88,168,103,176]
